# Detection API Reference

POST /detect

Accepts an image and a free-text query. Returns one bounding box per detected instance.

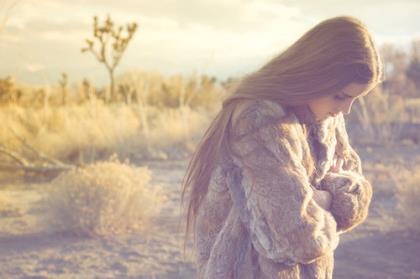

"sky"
[0,0,419,86]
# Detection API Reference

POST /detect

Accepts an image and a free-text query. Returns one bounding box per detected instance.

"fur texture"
[194,99,373,279]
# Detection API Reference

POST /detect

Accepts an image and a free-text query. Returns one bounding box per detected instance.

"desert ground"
[0,142,419,279]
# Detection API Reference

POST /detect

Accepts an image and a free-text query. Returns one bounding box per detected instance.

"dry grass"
[0,99,219,164]
[43,159,167,236]
[392,169,420,233]
[0,71,227,164]
[116,70,226,110]
[348,87,420,145]
[0,194,23,218]
[2,71,418,163]
[368,163,420,233]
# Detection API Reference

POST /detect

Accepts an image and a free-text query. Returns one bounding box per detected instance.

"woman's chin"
[318,115,330,121]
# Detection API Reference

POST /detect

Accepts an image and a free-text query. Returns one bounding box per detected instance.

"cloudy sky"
[0,0,419,86]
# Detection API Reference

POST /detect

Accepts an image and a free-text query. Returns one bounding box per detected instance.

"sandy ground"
[0,144,420,279]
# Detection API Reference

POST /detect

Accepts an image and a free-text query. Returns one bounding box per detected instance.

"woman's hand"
[329,156,344,173]
[313,189,332,211]
[313,156,343,211]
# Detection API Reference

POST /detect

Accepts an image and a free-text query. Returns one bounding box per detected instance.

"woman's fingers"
[330,157,344,173]
[336,157,344,171]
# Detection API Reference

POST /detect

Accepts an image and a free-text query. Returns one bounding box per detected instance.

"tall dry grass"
[0,71,228,164]
[391,169,420,233]
[365,161,420,234]
[2,70,418,161]
[348,87,420,145]
[0,101,217,163]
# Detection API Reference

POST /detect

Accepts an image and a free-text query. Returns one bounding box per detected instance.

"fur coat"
[194,98,373,279]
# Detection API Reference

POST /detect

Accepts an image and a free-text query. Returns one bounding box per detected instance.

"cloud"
[280,0,420,35]
[0,0,418,85]
[13,0,303,32]
[25,63,45,72]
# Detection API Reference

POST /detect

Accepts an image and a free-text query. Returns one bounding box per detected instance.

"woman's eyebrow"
[341,92,354,98]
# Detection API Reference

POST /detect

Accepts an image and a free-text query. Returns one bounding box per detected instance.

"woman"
[181,15,383,279]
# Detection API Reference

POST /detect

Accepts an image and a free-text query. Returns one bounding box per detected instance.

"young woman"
[181,15,383,279]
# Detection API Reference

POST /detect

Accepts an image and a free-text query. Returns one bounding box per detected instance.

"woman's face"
[308,82,375,121]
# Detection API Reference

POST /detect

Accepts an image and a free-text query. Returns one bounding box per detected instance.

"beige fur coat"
[194,98,373,279]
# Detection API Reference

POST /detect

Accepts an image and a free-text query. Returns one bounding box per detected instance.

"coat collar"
[286,103,338,186]
[288,104,319,125]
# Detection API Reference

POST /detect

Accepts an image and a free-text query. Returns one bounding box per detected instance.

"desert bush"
[348,87,420,145]
[116,70,226,110]
[405,98,420,120]
[392,169,420,233]
[43,159,166,236]
[0,194,23,218]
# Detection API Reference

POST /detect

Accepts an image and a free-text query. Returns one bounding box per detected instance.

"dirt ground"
[0,143,419,278]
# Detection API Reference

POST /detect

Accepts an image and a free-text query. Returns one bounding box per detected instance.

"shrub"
[393,170,420,233]
[0,195,23,218]
[43,159,166,236]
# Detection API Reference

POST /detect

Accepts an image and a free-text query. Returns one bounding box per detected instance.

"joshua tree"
[81,15,138,102]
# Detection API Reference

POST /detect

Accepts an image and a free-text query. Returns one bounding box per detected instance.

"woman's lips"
[329,112,338,117]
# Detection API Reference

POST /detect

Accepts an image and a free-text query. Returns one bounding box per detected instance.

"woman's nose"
[341,100,354,115]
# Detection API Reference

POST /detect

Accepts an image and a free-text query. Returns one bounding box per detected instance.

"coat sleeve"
[227,103,340,266]
[319,113,373,234]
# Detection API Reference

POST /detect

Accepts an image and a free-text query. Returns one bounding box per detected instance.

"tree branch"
[0,145,28,166]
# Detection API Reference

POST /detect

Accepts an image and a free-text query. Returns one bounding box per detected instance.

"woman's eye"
[334,95,346,101]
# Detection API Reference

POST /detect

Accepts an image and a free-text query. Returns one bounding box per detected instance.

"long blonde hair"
[180,15,383,251]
